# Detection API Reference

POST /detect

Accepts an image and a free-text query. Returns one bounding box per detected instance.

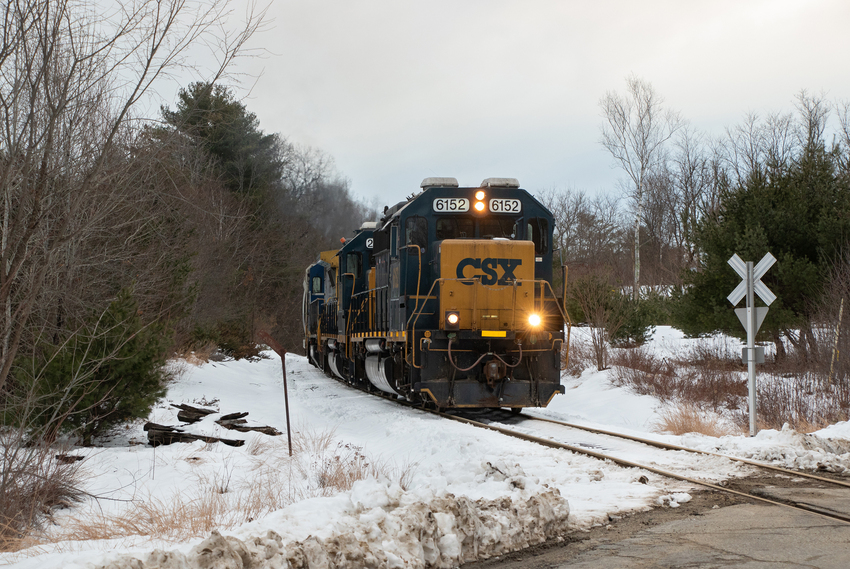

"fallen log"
[220,424,282,436]
[143,422,245,447]
[218,411,248,422]
[171,403,217,424]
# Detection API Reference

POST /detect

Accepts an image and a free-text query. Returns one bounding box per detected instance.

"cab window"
[480,217,518,239]
[436,216,474,240]
[311,276,322,294]
[527,218,549,255]
[345,252,361,277]
[405,216,428,254]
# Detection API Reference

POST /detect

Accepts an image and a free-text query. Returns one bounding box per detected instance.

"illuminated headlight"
[475,190,486,201]
[445,311,460,330]
[528,313,541,327]
[474,201,486,212]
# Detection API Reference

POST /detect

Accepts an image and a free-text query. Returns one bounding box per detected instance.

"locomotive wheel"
[510,407,523,415]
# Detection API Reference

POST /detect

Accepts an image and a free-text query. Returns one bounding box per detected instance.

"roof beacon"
[421,177,459,189]
[480,177,520,188]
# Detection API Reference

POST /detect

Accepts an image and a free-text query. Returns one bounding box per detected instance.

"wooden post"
[259,330,292,456]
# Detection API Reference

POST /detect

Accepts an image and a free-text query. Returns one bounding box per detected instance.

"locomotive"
[302,177,570,411]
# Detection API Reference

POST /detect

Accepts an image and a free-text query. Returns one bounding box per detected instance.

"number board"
[489,198,521,213]
[432,198,469,212]
[366,238,373,249]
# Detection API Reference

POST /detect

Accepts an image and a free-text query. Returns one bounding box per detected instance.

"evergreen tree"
[162,82,284,197]
[673,143,850,357]
[23,289,170,445]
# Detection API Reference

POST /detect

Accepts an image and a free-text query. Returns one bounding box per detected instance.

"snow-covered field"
[4,327,850,568]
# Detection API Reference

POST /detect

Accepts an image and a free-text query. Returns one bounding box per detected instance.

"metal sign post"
[259,330,293,456]
[727,253,776,437]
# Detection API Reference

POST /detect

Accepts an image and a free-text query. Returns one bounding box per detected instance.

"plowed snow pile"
[101,471,569,569]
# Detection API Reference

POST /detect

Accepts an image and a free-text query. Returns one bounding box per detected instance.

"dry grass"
[611,343,746,413]
[1,440,85,552]
[655,404,742,437]
[173,342,219,366]
[40,427,418,545]
[245,435,273,456]
[736,372,850,433]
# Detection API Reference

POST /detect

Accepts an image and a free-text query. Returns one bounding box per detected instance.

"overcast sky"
[225,0,850,207]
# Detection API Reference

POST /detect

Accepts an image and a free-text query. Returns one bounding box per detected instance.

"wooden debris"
[144,405,282,446]
[143,422,245,447]
[171,403,217,424]
[218,411,248,422]
[220,424,282,436]
[55,454,84,464]
[214,410,281,435]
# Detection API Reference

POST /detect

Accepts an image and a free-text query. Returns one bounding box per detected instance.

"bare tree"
[836,99,850,175]
[723,109,798,187]
[569,273,629,371]
[795,90,830,153]
[0,0,265,393]
[538,187,627,282]
[600,76,682,299]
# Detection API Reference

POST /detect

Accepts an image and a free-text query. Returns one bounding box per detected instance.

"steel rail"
[516,414,850,490]
[432,410,850,526]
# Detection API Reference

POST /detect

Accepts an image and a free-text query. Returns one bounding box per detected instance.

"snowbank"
[99,468,569,569]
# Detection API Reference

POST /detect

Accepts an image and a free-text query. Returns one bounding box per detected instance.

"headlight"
[474,201,486,212]
[475,190,486,201]
[445,311,460,330]
[528,313,541,327]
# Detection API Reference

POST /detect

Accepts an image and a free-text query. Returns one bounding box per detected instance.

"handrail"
[342,273,356,359]
[401,244,423,326]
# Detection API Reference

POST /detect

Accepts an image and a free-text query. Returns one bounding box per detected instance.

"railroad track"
[441,407,850,525]
[318,370,850,525]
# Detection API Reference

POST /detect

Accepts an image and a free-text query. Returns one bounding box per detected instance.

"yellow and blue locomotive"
[303,177,570,410]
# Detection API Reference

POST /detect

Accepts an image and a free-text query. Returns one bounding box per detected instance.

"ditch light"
[445,311,460,330]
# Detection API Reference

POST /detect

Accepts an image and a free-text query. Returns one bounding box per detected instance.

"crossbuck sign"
[727,252,776,437]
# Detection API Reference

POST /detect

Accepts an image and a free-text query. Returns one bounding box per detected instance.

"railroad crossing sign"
[728,252,775,336]
[727,252,776,437]
[728,253,776,306]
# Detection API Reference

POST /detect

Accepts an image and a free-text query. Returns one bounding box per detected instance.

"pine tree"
[24,289,170,445]
[673,143,850,358]
[161,82,284,197]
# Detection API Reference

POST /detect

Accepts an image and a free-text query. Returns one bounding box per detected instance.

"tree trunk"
[773,332,786,363]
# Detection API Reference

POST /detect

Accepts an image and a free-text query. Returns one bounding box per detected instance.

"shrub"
[611,342,746,412]
[609,295,654,347]
[19,289,171,445]
[0,439,84,551]
[190,320,261,360]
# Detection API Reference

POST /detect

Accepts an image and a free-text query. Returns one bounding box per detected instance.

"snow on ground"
[3,327,850,568]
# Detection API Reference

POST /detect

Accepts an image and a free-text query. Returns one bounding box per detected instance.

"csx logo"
[456,258,521,285]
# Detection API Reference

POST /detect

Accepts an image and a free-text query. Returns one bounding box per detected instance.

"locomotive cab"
[326,222,375,382]
[303,250,338,368]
